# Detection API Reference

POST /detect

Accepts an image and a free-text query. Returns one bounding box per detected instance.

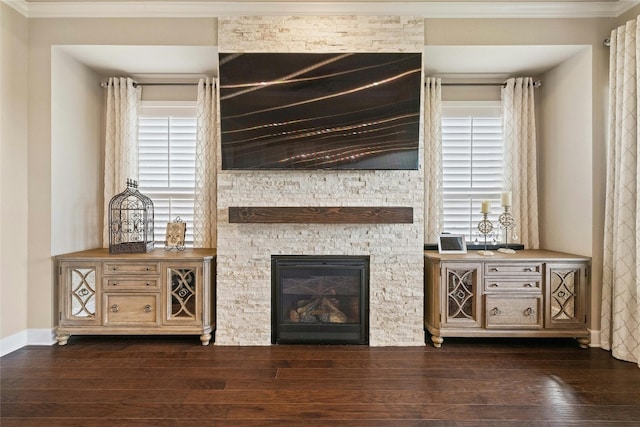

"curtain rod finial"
[604,38,611,47]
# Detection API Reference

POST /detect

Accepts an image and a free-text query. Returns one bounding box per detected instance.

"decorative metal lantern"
[109,179,154,254]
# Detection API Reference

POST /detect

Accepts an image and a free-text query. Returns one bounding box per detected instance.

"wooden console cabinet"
[424,250,590,348]
[55,248,216,345]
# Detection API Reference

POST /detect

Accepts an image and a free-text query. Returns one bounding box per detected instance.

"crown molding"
[2,0,28,16]
[4,1,639,19]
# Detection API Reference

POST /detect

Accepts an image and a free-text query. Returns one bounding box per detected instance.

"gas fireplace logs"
[289,296,348,324]
[285,280,360,324]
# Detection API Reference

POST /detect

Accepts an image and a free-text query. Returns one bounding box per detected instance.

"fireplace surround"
[215,15,425,346]
[272,255,370,344]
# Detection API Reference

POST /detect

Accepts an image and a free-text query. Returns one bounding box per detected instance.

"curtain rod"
[99,81,215,88]
[426,81,542,88]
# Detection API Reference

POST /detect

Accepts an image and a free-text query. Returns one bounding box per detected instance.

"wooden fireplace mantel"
[228,206,413,224]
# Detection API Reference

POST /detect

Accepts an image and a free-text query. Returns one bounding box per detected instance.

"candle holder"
[477,213,494,256]
[497,206,516,254]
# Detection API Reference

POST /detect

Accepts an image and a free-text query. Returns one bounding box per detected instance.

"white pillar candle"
[480,200,491,214]
[501,191,512,207]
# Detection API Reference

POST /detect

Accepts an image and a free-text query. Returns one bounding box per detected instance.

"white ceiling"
[57,44,587,79]
[424,45,589,76]
[56,45,219,76]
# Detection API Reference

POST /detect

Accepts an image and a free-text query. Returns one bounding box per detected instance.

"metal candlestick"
[497,206,516,254]
[477,212,494,256]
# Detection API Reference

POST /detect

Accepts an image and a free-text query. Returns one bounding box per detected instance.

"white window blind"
[442,102,503,242]
[138,102,197,247]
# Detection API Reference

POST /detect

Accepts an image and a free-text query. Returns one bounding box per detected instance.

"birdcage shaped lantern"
[109,179,154,254]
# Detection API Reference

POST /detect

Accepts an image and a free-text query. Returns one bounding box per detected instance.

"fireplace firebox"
[271,256,369,344]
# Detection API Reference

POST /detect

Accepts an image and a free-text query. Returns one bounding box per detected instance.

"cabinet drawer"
[485,295,542,329]
[103,262,160,275]
[485,263,542,276]
[103,294,159,326]
[484,279,541,292]
[104,278,160,290]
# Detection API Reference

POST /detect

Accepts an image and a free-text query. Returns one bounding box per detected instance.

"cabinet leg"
[56,334,70,346]
[576,337,590,349]
[431,335,444,348]
[200,332,212,346]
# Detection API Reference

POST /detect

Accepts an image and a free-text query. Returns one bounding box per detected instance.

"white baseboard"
[0,330,27,357]
[0,328,56,357]
[28,328,57,346]
[589,329,601,348]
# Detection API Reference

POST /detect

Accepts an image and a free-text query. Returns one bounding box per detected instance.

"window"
[441,102,503,242]
[138,102,197,247]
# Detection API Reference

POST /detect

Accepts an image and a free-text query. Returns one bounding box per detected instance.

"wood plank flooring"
[2,336,640,426]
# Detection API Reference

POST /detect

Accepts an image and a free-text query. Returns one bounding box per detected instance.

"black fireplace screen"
[272,256,369,344]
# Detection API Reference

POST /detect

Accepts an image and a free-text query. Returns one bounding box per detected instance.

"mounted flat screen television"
[219,52,422,170]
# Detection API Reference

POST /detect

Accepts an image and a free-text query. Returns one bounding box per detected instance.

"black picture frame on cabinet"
[437,234,467,254]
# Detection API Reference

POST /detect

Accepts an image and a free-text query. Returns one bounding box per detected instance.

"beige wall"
[539,47,592,255]
[617,4,640,24]
[4,11,635,345]
[424,18,613,46]
[51,48,103,255]
[0,3,29,349]
[442,84,501,102]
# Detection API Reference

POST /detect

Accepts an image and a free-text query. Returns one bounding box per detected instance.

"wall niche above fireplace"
[271,255,370,344]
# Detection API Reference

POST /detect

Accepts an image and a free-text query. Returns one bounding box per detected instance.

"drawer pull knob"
[112,282,118,286]
[110,304,119,313]
[524,283,533,288]
[491,267,499,272]
[524,307,535,316]
[146,267,150,271]
[144,305,152,313]
[146,283,151,286]
[489,283,499,288]
[111,267,117,271]
[525,267,534,272]
[491,307,501,316]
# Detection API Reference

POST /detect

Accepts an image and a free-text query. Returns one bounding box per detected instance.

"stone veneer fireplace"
[215,15,425,346]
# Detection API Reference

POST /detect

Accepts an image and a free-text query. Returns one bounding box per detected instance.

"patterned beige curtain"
[601,16,640,366]
[424,78,443,243]
[501,77,539,249]
[193,78,218,248]
[102,77,141,247]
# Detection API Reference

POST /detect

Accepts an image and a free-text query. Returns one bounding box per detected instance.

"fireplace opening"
[271,256,369,344]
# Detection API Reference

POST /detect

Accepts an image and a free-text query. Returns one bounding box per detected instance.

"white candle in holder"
[501,191,512,207]
[481,200,491,214]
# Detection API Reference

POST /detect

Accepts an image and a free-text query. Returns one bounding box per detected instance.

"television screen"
[219,52,422,170]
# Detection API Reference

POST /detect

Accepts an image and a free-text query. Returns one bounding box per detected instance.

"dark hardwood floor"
[2,336,640,426]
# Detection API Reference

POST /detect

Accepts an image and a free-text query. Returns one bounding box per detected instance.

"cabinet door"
[545,263,587,329]
[162,262,203,326]
[59,262,101,326]
[441,263,482,328]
